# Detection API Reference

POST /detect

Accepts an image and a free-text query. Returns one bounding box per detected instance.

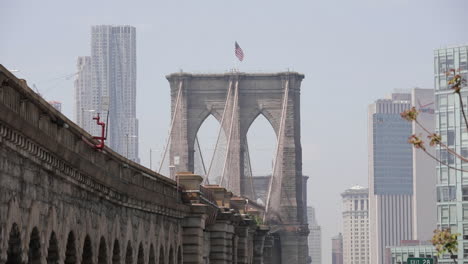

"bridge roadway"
[0,65,274,264]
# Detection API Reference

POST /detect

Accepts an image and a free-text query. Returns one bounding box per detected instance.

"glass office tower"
[434,45,468,263]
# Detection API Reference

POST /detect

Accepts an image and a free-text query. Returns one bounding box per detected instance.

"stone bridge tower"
[166,71,309,264]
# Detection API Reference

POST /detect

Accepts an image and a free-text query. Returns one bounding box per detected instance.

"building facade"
[368,93,414,264]
[75,25,139,162]
[411,88,437,241]
[342,186,369,264]
[434,45,468,263]
[387,241,437,264]
[332,233,344,264]
[307,206,322,264]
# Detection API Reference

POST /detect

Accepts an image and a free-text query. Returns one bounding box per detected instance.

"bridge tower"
[164,71,309,264]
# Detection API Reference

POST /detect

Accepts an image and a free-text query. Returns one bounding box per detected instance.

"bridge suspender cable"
[158,80,183,175]
[195,136,208,177]
[245,138,257,200]
[206,80,233,184]
[219,80,239,189]
[264,79,289,221]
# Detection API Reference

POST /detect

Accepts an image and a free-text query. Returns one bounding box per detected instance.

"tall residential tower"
[75,25,139,162]
[434,45,468,263]
[368,93,413,264]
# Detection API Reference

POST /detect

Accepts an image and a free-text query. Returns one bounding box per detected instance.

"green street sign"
[407,258,434,264]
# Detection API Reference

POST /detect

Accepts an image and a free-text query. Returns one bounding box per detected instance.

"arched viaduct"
[0,65,273,264]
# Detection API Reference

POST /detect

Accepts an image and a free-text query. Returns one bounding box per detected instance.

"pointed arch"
[112,240,120,264]
[46,232,59,264]
[81,235,93,264]
[125,242,132,264]
[168,247,174,264]
[28,227,41,264]
[148,244,155,264]
[158,247,164,264]
[64,232,77,264]
[136,243,144,264]
[193,114,224,177]
[6,223,22,264]
[98,237,107,264]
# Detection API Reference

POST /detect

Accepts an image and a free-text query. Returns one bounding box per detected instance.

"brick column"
[182,204,209,264]
[208,211,235,264]
[253,226,269,264]
[262,235,274,264]
[178,172,209,264]
[235,226,249,264]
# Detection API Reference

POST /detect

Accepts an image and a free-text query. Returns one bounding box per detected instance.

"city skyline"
[2,1,468,263]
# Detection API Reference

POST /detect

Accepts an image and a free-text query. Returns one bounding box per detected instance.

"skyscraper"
[74,56,96,135]
[341,186,369,264]
[332,233,343,264]
[368,93,413,264]
[307,206,322,264]
[75,25,139,162]
[411,88,436,241]
[434,45,468,263]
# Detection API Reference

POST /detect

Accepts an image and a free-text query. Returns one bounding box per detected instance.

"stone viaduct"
[0,65,275,264]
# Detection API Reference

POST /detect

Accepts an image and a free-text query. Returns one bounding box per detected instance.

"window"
[464,204,468,221]
[448,130,455,145]
[438,186,456,202]
[463,224,468,240]
[463,187,468,201]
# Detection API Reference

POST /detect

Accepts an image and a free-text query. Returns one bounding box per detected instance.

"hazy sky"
[2,0,468,262]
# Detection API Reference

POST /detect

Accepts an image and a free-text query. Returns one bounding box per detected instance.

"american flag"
[235,41,244,61]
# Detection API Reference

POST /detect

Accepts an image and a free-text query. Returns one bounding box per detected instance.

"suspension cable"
[158,80,183,174]
[220,80,239,188]
[264,79,289,221]
[206,80,233,183]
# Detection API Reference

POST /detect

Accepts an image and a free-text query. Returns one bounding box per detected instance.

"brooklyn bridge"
[0,65,309,264]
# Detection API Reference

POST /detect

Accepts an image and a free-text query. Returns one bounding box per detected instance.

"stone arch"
[98,237,107,264]
[6,223,22,264]
[168,247,174,264]
[81,235,93,264]
[136,243,144,264]
[64,232,77,264]
[148,244,155,264]
[46,232,59,264]
[111,240,120,264]
[158,247,164,264]
[245,111,278,138]
[177,247,182,264]
[27,227,41,264]
[125,242,132,264]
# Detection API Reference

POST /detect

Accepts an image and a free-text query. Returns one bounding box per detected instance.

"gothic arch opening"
[6,223,22,264]
[148,244,155,264]
[246,113,277,204]
[193,114,224,182]
[168,247,174,264]
[47,232,59,264]
[125,242,132,264]
[137,243,144,264]
[177,247,182,264]
[98,237,107,264]
[158,247,164,264]
[64,232,77,264]
[28,227,41,264]
[112,240,120,264]
[81,235,93,264]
